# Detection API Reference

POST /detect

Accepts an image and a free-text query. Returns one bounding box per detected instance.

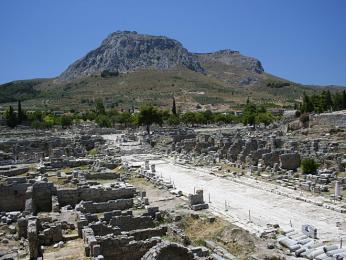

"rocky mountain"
[59,31,267,83]
[0,31,326,111]
[60,31,204,81]
[196,49,264,74]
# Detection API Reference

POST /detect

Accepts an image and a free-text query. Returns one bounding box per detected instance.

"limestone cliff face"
[195,49,264,74]
[60,31,204,81]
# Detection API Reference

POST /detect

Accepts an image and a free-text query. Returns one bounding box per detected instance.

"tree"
[301,92,314,113]
[60,115,73,128]
[301,90,345,114]
[195,112,206,125]
[5,106,17,128]
[96,114,112,127]
[181,112,196,127]
[17,100,26,123]
[137,105,163,134]
[256,112,274,126]
[172,96,177,116]
[321,90,333,112]
[108,109,120,125]
[301,158,319,175]
[160,110,170,121]
[203,110,213,124]
[95,99,106,115]
[118,112,132,127]
[242,102,257,126]
[333,92,343,111]
[167,114,180,126]
[43,115,55,128]
[213,113,227,124]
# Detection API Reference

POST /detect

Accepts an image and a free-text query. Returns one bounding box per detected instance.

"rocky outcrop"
[60,31,204,81]
[196,49,264,74]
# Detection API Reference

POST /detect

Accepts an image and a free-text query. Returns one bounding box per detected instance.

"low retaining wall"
[75,198,133,213]
[57,186,136,206]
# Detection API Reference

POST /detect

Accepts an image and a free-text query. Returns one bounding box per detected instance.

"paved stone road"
[152,160,346,242]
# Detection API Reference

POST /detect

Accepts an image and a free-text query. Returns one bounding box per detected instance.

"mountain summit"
[60,31,204,81]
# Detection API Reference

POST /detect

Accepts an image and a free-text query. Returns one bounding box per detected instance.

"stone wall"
[126,226,167,241]
[84,171,120,180]
[109,215,154,231]
[32,182,55,213]
[142,242,196,260]
[75,198,133,213]
[96,236,159,260]
[0,165,29,177]
[57,186,136,206]
[279,152,301,171]
[311,110,346,128]
[0,182,29,211]
[82,227,160,260]
[38,223,63,246]
[89,222,121,236]
[188,190,204,206]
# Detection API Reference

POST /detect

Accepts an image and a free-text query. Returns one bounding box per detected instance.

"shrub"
[295,110,301,118]
[96,114,112,127]
[101,70,119,78]
[301,158,319,174]
[88,148,98,156]
[5,106,17,128]
[299,113,309,127]
[43,115,55,128]
[60,115,73,128]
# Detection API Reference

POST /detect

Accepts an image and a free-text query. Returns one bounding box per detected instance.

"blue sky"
[0,0,345,85]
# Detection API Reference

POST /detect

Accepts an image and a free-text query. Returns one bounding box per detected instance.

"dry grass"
[180,215,257,260]
[181,216,228,244]
[43,239,87,260]
[47,175,76,188]
[128,176,155,189]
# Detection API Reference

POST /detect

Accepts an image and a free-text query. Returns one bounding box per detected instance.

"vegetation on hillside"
[1,97,280,129]
[300,90,346,113]
[241,98,276,127]
[0,80,43,103]
[265,79,291,88]
[0,66,321,112]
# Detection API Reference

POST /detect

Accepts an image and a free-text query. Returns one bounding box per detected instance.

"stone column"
[28,217,40,259]
[335,181,341,198]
